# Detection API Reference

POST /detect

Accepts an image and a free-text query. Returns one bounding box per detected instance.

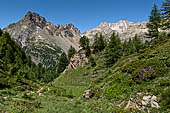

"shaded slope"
[0,32,54,90]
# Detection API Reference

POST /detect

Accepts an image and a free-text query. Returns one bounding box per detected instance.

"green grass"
[1,40,170,113]
[53,67,93,97]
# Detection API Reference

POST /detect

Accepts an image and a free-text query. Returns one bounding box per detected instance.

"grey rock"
[151,101,160,108]
[143,95,151,101]
[151,95,160,108]
[65,51,88,72]
[142,95,151,105]
[82,20,148,43]
[151,95,157,102]
[91,74,96,78]
[12,98,24,101]
[142,100,148,106]
[83,90,91,99]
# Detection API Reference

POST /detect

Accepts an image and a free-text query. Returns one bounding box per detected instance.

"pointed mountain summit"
[3,11,81,71]
[20,11,47,28]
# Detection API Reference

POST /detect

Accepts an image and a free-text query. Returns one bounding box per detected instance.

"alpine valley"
[1,1,170,112]
[3,12,148,71]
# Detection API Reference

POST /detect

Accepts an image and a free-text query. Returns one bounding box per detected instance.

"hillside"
[3,11,80,71]
[1,1,170,112]
[1,32,170,112]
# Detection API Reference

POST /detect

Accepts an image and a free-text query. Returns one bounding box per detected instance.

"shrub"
[88,56,96,67]
[161,87,170,109]
[104,73,131,100]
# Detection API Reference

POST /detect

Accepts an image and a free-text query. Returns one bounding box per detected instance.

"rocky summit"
[3,11,81,71]
[82,20,148,42]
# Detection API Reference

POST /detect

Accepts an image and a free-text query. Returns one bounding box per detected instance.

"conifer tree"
[79,36,91,56]
[127,38,136,55]
[57,52,69,74]
[147,4,161,39]
[122,39,135,56]
[92,34,105,53]
[132,34,145,52]
[88,56,96,67]
[161,0,170,30]
[0,29,3,36]
[85,45,91,57]
[104,33,122,67]
[122,40,129,56]
[79,36,89,50]
[68,46,76,60]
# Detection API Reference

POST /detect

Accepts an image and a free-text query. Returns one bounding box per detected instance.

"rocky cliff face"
[82,20,148,42]
[3,11,81,71]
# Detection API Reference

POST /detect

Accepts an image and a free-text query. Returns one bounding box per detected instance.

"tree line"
[0,29,77,86]
[0,30,58,89]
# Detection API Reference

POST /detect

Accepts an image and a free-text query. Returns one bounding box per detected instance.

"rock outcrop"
[124,93,160,112]
[3,11,81,71]
[64,50,88,72]
[82,20,148,42]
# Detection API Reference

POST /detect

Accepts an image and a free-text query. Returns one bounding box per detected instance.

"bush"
[88,56,96,67]
[104,73,131,100]
[161,87,170,109]
[122,58,169,82]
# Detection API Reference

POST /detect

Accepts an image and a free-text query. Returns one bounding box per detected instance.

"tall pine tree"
[132,34,145,53]
[79,36,89,50]
[147,4,161,39]
[57,52,69,75]
[161,0,170,30]
[79,36,91,56]
[68,46,76,60]
[104,33,122,67]
[92,34,105,53]
[122,39,135,56]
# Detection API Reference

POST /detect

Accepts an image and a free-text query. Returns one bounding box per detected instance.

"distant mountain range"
[3,12,148,71]
[82,20,148,42]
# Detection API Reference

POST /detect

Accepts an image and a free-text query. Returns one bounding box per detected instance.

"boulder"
[151,95,159,108]
[151,101,160,108]
[83,90,91,99]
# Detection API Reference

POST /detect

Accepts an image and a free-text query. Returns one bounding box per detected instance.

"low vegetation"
[1,0,170,112]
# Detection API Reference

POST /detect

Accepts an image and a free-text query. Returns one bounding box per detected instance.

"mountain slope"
[83,20,148,42]
[1,32,170,113]
[0,31,53,89]
[3,11,80,71]
[43,38,170,112]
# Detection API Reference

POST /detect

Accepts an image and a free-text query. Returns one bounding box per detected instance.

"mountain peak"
[24,11,46,21]
[19,11,47,28]
[3,11,81,71]
[83,20,147,41]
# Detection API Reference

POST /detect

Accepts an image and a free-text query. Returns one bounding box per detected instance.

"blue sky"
[0,0,165,33]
